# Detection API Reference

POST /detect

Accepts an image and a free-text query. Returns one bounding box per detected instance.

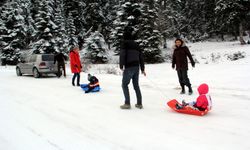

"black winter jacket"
[119,40,145,71]
[89,76,99,85]
[172,46,195,70]
[54,53,67,64]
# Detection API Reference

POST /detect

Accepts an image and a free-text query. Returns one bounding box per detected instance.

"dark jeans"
[57,62,66,77]
[177,69,191,87]
[122,66,142,105]
[72,73,80,85]
[85,85,99,93]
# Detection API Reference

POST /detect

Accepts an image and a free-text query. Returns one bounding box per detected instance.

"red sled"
[167,99,209,116]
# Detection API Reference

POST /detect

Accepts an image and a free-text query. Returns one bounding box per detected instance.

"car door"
[19,56,30,74]
[26,55,37,74]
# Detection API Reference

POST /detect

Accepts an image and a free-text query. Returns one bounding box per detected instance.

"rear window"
[42,55,54,61]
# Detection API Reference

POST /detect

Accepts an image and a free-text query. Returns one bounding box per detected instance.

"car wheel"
[33,68,40,78]
[16,67,22,76]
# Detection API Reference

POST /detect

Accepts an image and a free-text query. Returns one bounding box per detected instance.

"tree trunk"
[220,34,224,41]
[164,0,167,9]
[239,22,246,45]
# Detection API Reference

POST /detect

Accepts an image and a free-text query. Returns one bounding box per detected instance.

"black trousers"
[57,62,66,77]
[177,69,191,87]
[72,73,80,85]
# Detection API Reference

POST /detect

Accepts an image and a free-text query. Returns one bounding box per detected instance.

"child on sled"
[176,83,212,111]
[83,74,100,93]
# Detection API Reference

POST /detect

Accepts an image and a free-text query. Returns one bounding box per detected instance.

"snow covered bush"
[103,65,121,75]
[211,53,221,63]
[226,51,246,61]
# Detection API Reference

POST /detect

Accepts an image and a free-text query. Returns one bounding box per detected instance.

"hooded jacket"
[88,75,99,86]
[69,50,82,73]
[194,83,212,111]
[172,43,195,70]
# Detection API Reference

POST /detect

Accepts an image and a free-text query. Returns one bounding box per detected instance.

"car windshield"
[42,55,54,61]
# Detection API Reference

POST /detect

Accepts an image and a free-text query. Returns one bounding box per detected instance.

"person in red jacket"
[177,83,212,111]
[69,47,82,86]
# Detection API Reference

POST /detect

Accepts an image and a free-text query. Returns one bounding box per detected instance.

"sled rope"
[145,76,170,99]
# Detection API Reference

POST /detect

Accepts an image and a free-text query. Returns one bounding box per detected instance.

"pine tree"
[97,0,118,49]
[160,0,217,41]
[64,0,86,49]
[159,0,182,40]
[138,0,163,63]
[0,16,7,50]
[54,0,68,53]
[66,12,78,48]
[215,0,250,44]
[82,31,109,63]
[33,0,58,54]
[176,0,210,41]
[0,1,29,64]
[111,1,141,54]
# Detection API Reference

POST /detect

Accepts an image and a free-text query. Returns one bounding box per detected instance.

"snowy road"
[1,62,250,150]
[1,42,250,150]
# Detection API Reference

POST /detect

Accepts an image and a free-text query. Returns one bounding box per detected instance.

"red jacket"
[69,50,82,73]
[195,83,212,111]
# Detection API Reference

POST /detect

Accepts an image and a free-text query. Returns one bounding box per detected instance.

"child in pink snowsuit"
[183,83,212,111]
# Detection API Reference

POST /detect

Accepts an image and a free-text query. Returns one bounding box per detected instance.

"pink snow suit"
[195,83,212,111]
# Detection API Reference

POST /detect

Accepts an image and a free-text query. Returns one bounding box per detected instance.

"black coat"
[172,46,195,70]
[89,76,99,85]
[119,40,145,71]
[54,53,66,64]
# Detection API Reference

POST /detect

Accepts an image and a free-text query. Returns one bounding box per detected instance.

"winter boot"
[135,104,143,109]
[175,103,183,110]
[120,104,131,109]
[180,84,185,94]
[72,82,75,86]
[188,86,193,95]
[182,100,188,106]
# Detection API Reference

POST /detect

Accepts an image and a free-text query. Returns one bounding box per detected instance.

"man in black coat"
[119,26,146,109]
[172,38,195,95]
[54,52,67,77]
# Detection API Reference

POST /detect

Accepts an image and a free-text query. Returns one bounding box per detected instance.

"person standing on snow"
[172,38,195,95]
[69,47,82,86]
[54,51,67,78]
[119,26,146,109]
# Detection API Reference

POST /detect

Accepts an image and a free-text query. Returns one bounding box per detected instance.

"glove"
[74,64,78,68]
[192,62,195,68]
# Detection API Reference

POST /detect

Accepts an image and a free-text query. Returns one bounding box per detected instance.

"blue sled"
[80,84,101,92]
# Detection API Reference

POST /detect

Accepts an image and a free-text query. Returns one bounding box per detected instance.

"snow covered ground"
[1,42,250,150]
